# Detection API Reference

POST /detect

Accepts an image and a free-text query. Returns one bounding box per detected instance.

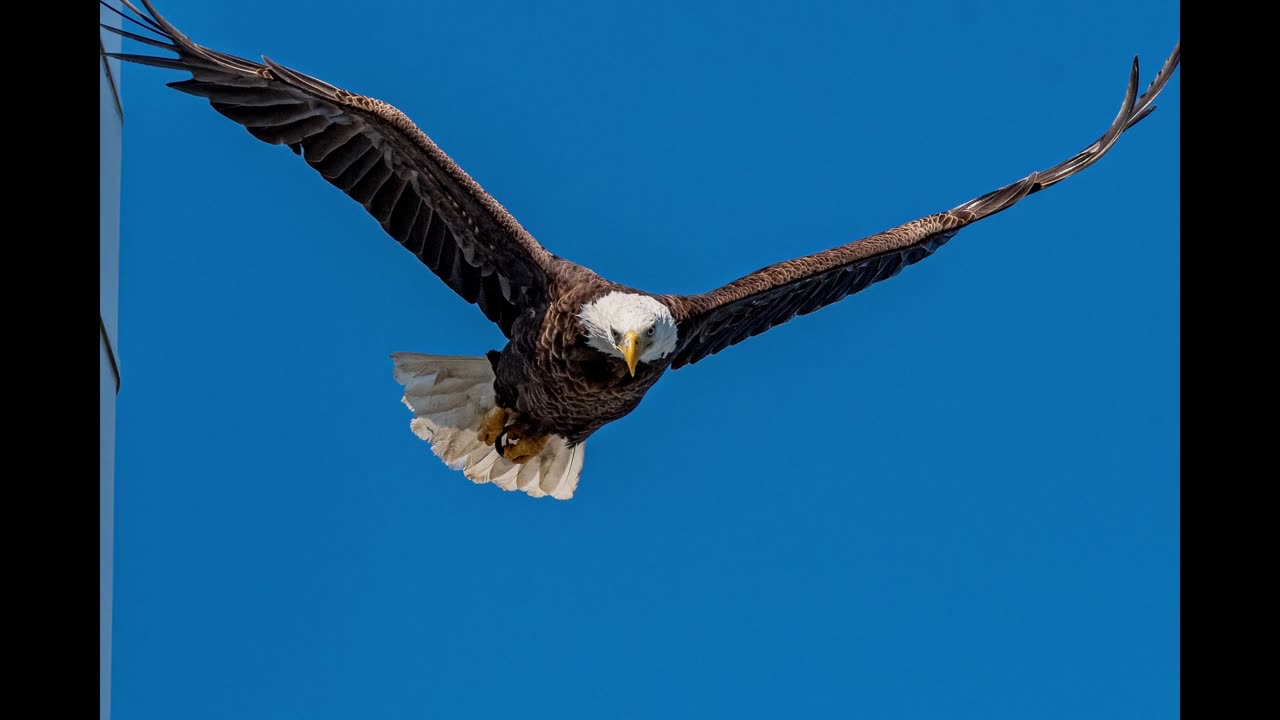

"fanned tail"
[390,353,584,500]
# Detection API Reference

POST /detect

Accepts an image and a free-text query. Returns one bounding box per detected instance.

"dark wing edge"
[661,42,1180,369]
[101,0,557,337]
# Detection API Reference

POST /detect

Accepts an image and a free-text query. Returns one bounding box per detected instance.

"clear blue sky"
[111,1,1179,717]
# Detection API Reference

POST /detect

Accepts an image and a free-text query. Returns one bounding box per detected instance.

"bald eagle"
[105,1,1180,499]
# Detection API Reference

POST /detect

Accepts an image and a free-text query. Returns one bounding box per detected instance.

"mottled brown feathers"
[661,43,1180,369]
[487,269,664,445]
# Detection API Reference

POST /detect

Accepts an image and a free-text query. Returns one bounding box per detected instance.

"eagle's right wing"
[104,0,557,337]
[661,43,1179,369]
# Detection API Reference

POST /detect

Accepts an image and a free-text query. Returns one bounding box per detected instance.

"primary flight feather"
[104,0,1180,499]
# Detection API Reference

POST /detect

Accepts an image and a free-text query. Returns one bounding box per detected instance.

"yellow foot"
[503,434,550,464]
[477,406,511,445]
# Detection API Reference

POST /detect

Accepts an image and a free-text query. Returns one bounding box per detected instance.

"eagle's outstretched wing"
[103,0,556,337]
[662,43,1180,370]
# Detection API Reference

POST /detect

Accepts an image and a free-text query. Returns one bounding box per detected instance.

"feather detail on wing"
[102,0,555,337]
[662,42,1180,369]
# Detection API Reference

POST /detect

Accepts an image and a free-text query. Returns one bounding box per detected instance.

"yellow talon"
[503,434,550,464]
[478,406,510,445]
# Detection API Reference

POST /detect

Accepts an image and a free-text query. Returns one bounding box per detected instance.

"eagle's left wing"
[662,43,1179,370]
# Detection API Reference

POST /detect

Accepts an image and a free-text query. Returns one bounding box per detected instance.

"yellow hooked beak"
[617,330,640,377]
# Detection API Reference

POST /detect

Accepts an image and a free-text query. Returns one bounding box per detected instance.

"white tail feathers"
[390,352,585,500]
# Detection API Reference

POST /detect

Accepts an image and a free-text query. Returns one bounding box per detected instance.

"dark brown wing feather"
[103,0,556,337]
[662,43,1180,369]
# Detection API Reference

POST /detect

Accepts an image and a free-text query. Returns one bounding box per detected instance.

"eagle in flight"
[104,0,1180,499]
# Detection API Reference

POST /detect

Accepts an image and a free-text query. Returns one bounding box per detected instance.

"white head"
[578,291,679,376]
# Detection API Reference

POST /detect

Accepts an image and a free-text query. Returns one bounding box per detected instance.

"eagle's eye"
[646,326,655,337]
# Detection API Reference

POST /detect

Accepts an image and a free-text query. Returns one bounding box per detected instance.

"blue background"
[112,1,1179,717]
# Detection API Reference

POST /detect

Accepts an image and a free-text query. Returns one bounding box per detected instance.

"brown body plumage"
[494,269,669,446]
[105,0,1179,498]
